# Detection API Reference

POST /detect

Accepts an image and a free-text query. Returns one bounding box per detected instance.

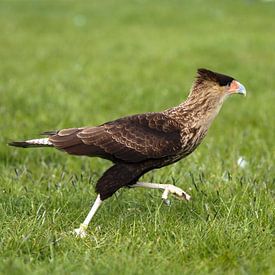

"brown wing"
[49,113,182,163]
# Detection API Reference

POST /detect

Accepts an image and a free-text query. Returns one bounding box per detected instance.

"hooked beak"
[229,80,246,96]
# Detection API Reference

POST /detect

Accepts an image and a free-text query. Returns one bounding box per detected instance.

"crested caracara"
[9,68,246,237]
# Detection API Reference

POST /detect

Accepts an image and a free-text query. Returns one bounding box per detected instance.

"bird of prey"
[9,68,246,238]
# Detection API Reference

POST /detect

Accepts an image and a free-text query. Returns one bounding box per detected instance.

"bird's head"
[192,68,246,99]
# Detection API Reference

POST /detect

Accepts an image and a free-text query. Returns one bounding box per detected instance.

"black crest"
[197,68,234,86]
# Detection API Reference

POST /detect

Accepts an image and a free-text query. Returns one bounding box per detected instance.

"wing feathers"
[49,113,182,162]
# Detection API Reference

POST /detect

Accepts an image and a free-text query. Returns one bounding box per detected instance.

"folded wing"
[49,113,182,163]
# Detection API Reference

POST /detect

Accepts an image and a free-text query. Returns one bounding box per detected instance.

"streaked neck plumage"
[165,83,227,129]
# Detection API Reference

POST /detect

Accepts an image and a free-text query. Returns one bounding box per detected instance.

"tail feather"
[8,138,53,148]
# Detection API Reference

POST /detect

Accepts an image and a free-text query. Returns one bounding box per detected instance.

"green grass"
[0,0,274,274]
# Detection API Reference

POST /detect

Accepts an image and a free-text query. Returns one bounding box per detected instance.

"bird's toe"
[173,191,191,201]
[74,224,88,238]
[168,185,191,201]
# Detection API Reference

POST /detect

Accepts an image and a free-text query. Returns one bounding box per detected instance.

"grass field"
[0,0,275,274]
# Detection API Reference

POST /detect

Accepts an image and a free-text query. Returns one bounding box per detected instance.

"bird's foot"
[74,224,88,238]
[162,184,191,203]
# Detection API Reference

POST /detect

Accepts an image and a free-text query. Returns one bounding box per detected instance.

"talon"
[182,192,191,201]
[163,198,171,206]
